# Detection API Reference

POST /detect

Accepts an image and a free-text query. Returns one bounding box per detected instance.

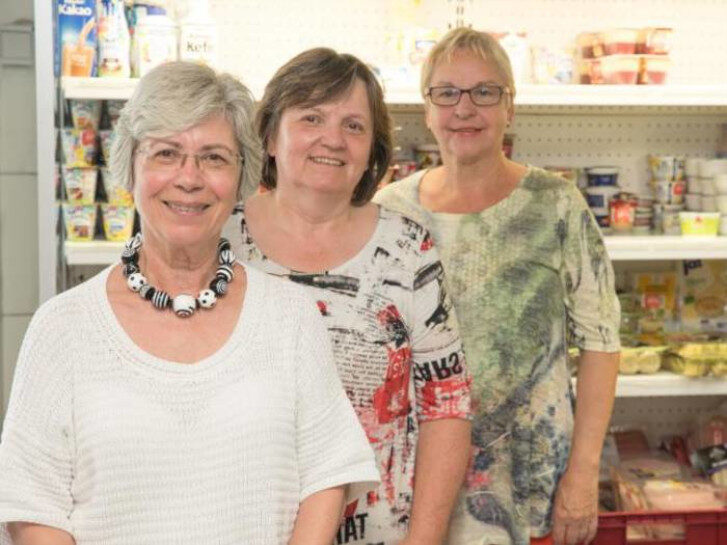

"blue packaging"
[58,0,97,77]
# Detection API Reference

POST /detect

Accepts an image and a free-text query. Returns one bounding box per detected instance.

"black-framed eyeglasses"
[426,84,509,107]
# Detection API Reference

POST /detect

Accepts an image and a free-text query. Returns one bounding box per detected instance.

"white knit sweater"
[0,265,379,545]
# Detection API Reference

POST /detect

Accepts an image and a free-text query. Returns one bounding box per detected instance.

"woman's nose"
[454,92,477,117]
[175,155,205,191]
[320,123,345,149]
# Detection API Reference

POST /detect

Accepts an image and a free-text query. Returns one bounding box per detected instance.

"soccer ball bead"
[197,289,218,309]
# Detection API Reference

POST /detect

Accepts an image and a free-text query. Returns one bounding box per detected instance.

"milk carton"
[58,0,98,77]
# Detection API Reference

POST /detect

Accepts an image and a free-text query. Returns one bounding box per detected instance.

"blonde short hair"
[111,61,261,201]
[420,27,515,102]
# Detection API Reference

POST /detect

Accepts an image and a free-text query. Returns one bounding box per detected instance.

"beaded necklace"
[120,233,236,318]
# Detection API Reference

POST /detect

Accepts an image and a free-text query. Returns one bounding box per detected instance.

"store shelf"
[61,77,139,100]
[572,372,727,398]
[65,240,124,265]
[604,236,727,261]
[60,78,727,109]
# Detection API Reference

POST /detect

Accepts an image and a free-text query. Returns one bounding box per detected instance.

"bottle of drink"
[178,0,218,67]
[97,0,131,78]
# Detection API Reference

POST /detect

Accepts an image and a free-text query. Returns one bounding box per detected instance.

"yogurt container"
[61,128,97,167]
[100,167,133,205]
[585,166,619,186]
[63,167,98,204]
[69,99,102,130]
[63,203,97,241]
[586,184,620,215]
[101,204,135,241]
[653,179,686,205]
[99,129,116,164]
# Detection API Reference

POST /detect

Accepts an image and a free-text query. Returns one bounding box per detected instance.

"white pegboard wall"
[610,395,726,447]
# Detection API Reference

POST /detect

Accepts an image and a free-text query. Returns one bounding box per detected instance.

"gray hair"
[110,61,261,201]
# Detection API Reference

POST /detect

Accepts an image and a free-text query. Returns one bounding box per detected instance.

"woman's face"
[424,49,512,165]
[133,114,240,250]
[268,79,373,202]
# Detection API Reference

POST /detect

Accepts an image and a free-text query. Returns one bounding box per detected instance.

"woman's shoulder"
[521,165,582,196]
[242,263,320,322]
[32,268,106,326]
[373,170,429,225]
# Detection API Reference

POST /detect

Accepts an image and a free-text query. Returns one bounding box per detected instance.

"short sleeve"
[293,295,380,501]
[560,186,621,353]
[0,306,75,542]
[410,230,472,423]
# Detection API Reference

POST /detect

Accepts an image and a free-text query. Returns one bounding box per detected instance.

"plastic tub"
[679,212,720,236]
[636,27,674,55]
[600,54,640,84]
[601,28,640,55]
[594,509,727,545]
[640,55,671,84]
[586,166,619,186]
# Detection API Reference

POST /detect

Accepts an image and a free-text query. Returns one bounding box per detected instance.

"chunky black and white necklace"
[120,233,236,318]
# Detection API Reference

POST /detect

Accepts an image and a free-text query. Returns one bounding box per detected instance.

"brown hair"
[256,48,392,206]
[421,27,515,104]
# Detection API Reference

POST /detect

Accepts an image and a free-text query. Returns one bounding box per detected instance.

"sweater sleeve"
[410,229,472,423]
[0,304,75,542]
[560,184,621,353]
[293,293,380,501]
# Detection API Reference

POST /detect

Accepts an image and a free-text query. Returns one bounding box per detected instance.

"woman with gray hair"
[0,61,378,545]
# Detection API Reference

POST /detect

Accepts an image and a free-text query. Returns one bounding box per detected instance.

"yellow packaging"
[679,260,727,332]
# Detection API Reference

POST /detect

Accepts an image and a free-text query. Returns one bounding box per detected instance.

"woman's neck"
[137,232,220,295]
[267,185,356,237]
[422,152,527,213]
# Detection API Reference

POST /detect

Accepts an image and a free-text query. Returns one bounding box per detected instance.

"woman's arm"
[403,418,471,545]
[7,522,75,545]
[552,350,619,545]
[287,486,345,545]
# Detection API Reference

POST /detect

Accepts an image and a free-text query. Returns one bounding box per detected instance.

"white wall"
[0,4,37,417]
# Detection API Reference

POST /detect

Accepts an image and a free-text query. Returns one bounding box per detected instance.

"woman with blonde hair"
[0,61,378,545]
[376,28,620,545]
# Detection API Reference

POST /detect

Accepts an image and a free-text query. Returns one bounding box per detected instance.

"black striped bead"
[139,284,155,300]
[121,246,138,264]
[122,263,139,277]
[216,264,233,282]
[125,233,142,251]
[152,290,170,309]
[218,249,235,265]
[217,238,231,253]
[210,278,228,296]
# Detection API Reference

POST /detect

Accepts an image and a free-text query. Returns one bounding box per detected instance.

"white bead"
[172,294,196,317]
[197,289,217,309]
[127,272,147,292]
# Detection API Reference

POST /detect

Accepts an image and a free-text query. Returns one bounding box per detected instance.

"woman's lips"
[164,201,210,215]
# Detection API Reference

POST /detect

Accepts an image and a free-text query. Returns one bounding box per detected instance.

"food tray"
[595,509,727,545]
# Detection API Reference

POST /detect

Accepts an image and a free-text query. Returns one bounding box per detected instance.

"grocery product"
[97,0,131,78]
[130,6,177,78]
[62,203,97,241]
[69,99,102,130]
[101,204,135,241]
[609,192,637,234]
[619,346,664,374]
[414,144,441,169]
[637,27,673,55]
[62,166,98,204]
[100,167,133,205]
[99,129,115,164]
[680,260,727,332]
[601,28,640,56]
[61,128,97,167]
[58,0,97,77]
[679,212,719,236]
[653,179,686,205]
[106,100,125,128]
[649,155,685,182]
[599,54,640,84]
[178,0,218,67]
[640,55,671,85]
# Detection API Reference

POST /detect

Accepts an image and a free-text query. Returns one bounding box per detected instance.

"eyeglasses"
[426,84,509,107]
[137,145,243,175]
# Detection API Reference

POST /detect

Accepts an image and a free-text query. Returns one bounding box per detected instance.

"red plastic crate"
[594,510,727,545]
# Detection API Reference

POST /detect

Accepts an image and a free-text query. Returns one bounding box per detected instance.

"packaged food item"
[575,32,598,59]
[662,344,712,377]
[637,27,673,55]
[62,166,97,204]
[599,54,640,84]
[105,100,125,129]
[61,128,97,167]
[585,185,620,216]
[69,99,102,130]
[58,0,97,77]
[494,32,530,84]
[609,192,637,234]
[619,346,665,374]
[649,155,685,182]
[585,166,619,186]
[659,203,683,235]
[502,133,515,159]
[640,55,671,85]
[530,46,574,84]
[634,272,677,321]
[99,129,115,164]
[653,180,686,205]
[100,167,133,205]
[130,6,177,78]
[178,0,218,67]
[600,28,640,55]
[680,260,727,332]
[414,144,441,169]
[63,203,97,241]
[679,212,719,236]
[101,204,135,241]
[97,0,131,78]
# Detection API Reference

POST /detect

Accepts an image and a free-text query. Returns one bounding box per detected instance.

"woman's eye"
[303,114,321,124]
[201,153,229,166]
[153,148,180,161]
[347,121,365,133]
[474,86,494,97]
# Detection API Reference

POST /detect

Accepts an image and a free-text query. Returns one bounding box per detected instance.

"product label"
[58,0,97,77]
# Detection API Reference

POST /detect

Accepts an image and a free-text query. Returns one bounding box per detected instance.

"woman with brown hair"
[225,48,472,545]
